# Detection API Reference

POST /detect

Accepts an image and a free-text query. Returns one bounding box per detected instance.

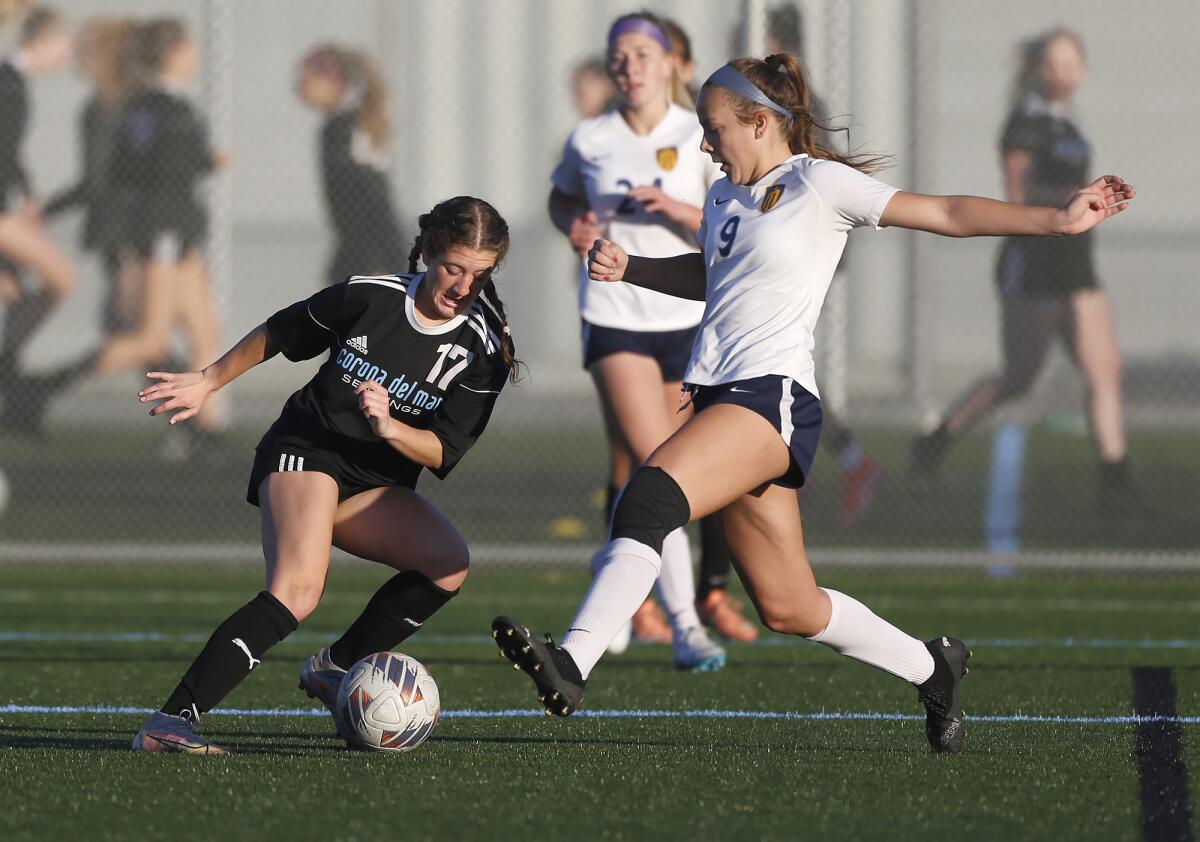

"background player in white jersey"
[496,53,1134,753]
[549,11,729,667]
[131,196,518,753]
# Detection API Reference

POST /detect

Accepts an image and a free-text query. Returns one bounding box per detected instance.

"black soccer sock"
[161,591,298,720]
[327,571,458,669]
[697,514,732,598]
[1099,458,1130,489]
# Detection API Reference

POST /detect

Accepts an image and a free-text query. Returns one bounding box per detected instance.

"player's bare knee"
[757,601,826,637]
[268,582,324,621]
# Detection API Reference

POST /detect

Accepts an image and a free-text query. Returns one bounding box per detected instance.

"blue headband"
[704,65,792,121]
[607,17,672,53]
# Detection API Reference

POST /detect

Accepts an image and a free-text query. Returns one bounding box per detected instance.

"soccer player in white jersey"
[496,53,1134,753]
[549,11,729,668]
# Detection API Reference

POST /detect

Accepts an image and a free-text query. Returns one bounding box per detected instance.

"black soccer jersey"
[263,272,511,481]
[112,87,213,244]
[1000,92,1091,193]
[997,92,1096,298]
[0,60,30,209]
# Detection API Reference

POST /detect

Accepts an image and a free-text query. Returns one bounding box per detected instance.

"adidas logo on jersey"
[347,335,368,354]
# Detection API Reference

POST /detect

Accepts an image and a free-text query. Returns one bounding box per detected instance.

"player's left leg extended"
[133,472,337,753]
[723,484,970,753]
[494,403,782,714]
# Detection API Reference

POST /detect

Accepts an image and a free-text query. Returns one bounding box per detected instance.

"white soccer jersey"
[552,104,720,331]
[684,154,899,397]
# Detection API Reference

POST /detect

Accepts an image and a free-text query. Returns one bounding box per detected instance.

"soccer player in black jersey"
[33,19,229,449]
[132,196,518,753]
[0,7,76,433]
[297,44,407,285]
[44,18,137,336]
[910,30,1137,514]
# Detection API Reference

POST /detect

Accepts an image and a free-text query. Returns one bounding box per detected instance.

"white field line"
[3,630,1200,650]
[4,588,1200,614]
[0,704,1197,726]
[2,542,1200,570]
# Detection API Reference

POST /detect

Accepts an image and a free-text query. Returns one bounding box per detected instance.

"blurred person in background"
[659,18,697,102]
[44,18,138,337]
[296,44,407,285]
[550,10,729,667]
[570,55,615,120]
[0,6,76,436]
[909,29,1137,515]
[32,18,229,456]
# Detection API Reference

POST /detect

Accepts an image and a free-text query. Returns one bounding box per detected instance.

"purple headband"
[607,17,672,53]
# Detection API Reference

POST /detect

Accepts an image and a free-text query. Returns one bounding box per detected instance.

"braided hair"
[407,196,522,381]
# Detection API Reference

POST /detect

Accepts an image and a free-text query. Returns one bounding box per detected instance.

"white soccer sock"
[807,588,935,684]
[655,528,702,636]
[562,537,661,679]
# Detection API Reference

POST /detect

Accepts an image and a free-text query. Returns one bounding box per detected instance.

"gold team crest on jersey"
[656,147,678,171]
[760,184,786,213]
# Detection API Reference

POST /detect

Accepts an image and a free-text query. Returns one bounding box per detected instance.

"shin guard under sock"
[162,591,298,720]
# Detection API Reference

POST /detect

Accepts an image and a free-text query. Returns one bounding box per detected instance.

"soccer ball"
[336,651,440,752]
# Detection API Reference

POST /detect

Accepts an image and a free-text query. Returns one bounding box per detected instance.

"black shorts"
[130,224,207,263]
[247,422,421,507]
[996,234,1096,298]
[581,320,699,383]
[689,374,823,489]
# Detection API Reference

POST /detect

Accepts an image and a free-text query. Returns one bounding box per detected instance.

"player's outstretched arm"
[587,238,707,301]
[139,323,278,424]
[879,174,1135,238]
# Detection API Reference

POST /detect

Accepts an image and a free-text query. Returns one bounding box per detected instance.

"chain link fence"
[0,0,1196,570]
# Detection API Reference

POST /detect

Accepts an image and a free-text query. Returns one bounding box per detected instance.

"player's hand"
[627,184,677,218]
[568,211,601,256]
[139,370,216,425]
[356,379,393,439]
[1055,175,1134,235]
[587,239,629,282]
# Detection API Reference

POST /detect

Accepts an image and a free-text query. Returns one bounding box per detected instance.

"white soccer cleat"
[672,625,727,673]
[298,647,347,719]
[131,711,228,754]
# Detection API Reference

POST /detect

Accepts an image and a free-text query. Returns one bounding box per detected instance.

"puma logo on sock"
[232,638,261,670]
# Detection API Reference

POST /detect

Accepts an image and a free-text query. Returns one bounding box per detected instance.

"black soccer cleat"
[917,635,971,754]
[492,616,586,717]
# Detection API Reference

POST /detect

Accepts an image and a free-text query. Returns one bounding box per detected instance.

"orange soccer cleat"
[630,596,673,644]
[697,588,760,643]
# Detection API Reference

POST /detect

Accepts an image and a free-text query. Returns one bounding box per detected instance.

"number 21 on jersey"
[426,343,473,390]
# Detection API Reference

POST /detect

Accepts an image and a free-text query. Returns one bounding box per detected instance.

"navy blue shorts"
[581,320,699,383]
[689,375,823,489]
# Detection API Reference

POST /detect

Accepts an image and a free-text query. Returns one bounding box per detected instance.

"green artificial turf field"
[0,566,1196,841]
[1,422,1198,552]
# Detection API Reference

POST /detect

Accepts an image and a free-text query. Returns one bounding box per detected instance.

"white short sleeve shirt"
[552,104,720,331]
[684,154,899,397]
